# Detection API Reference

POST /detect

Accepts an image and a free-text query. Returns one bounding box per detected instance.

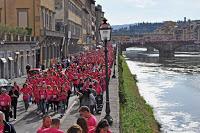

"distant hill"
[112,22,163,36]
[112,24,131,31]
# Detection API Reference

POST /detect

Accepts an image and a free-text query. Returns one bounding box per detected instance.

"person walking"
[67,124,82,133]
[8,87,20,120]
[0,111,16,133]
[88,89,96,115]
[41,118,64,133]
[20,84,31,111]
[78,106,97,130]
[76,117,88,133]
[94,119,112,133]
[37,115,52,133]
[0,89,11,122]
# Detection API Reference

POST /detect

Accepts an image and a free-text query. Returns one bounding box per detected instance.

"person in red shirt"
[39,85,47,115]
[37,115,52,133]
[94,119,112,133]
[79,106,97,130]
[67,124,82,133]
[20,84,31,111]
[33,85,41,114]
[0,89,11,122]
[59,87,68,117]
[46,85,53,113]
[41,118,64,133]
[52,86,59,112]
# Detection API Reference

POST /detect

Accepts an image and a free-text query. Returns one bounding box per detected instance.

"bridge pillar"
[159,50,175,58]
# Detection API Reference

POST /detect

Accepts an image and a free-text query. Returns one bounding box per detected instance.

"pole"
[104,39,113,125]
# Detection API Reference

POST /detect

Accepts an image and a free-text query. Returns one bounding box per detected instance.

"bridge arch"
[120,40,197,58]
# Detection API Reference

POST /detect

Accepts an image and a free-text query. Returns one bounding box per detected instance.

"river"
[124,47,200,133]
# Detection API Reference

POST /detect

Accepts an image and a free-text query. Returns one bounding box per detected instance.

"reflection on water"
[125,48,200,133]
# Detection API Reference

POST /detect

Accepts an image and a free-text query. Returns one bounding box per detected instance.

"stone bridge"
[120,40,198,58]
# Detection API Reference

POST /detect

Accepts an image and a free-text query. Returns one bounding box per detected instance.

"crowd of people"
[37,106,112,133]
[0,44,115,133]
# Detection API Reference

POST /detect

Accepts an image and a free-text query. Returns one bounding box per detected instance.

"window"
[46,12,48,29]
[55,0,63,10]
[49,14,52,30]
[0,8,1,23]
[17,9,28,28]
[41,8,45,27]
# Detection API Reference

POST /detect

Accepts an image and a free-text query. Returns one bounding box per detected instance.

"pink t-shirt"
[37,127,45,133]
[87,115,98,128]
[41,127,64,133]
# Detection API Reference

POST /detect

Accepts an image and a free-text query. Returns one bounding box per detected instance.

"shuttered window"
[17,9,28,28]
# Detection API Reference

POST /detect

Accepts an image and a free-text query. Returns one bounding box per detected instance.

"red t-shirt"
[59,91,67,101]
[21,87,31,101]
[87,114,97,128]
[33,89,40,103]
[41,127,64,133]
[0,124,4,132]
[39,89,47,100]
[0,94,11,106]
[37,127,45,133]
[46,89,53,100]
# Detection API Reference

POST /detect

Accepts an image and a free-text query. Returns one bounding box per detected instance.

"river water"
[124,47,200,133]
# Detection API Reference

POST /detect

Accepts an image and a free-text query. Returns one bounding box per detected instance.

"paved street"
[13,95,78,133]
[10,75,81,132]
[7,63,119,132]
[7,57,120,132]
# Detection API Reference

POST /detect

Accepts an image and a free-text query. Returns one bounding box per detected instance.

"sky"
[95,0,200,25]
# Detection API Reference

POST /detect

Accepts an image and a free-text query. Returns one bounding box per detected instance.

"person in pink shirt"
[41,118,64,133]
[67,124,82,133]
[20,83,31,111]
[37,115,52,133]
[94,119,112,133]
[79,106,97,130]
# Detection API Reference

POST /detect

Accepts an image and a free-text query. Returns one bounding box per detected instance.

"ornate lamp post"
[99,18,113,125]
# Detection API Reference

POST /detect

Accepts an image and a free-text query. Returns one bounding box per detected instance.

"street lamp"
[99,18,113,125]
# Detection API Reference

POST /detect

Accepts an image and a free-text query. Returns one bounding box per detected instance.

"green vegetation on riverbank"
[118,55,160,133]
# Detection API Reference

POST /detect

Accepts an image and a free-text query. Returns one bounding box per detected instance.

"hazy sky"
[95,0,200,25]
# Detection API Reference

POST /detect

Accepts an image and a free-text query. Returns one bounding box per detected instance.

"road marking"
[60,98,78,123]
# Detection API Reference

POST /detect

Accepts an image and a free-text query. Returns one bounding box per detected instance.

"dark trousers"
[12,105,17,119]
[24,101,29,111]
[1,106,10,122]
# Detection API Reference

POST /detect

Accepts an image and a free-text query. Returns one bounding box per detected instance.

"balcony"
[40,29,65,37]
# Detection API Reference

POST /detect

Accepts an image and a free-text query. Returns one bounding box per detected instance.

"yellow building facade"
[0,0,55,37]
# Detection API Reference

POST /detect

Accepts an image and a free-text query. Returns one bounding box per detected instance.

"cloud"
[125,0,157,8]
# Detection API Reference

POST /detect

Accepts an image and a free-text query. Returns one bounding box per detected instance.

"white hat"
[1,88,7,92]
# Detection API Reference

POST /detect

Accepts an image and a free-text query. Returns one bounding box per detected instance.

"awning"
[8,57,14,61]
[0,58,7,63]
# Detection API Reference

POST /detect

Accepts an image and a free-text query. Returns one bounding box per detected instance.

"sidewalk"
[99,60,120,133]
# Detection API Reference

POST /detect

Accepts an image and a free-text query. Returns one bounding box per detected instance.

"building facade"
[95,5,104,45]
[0,0,106,78]
[0,0,65,69]
[0,39,38,79]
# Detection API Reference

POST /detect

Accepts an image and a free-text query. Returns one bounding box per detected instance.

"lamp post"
[99,18,113,125]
